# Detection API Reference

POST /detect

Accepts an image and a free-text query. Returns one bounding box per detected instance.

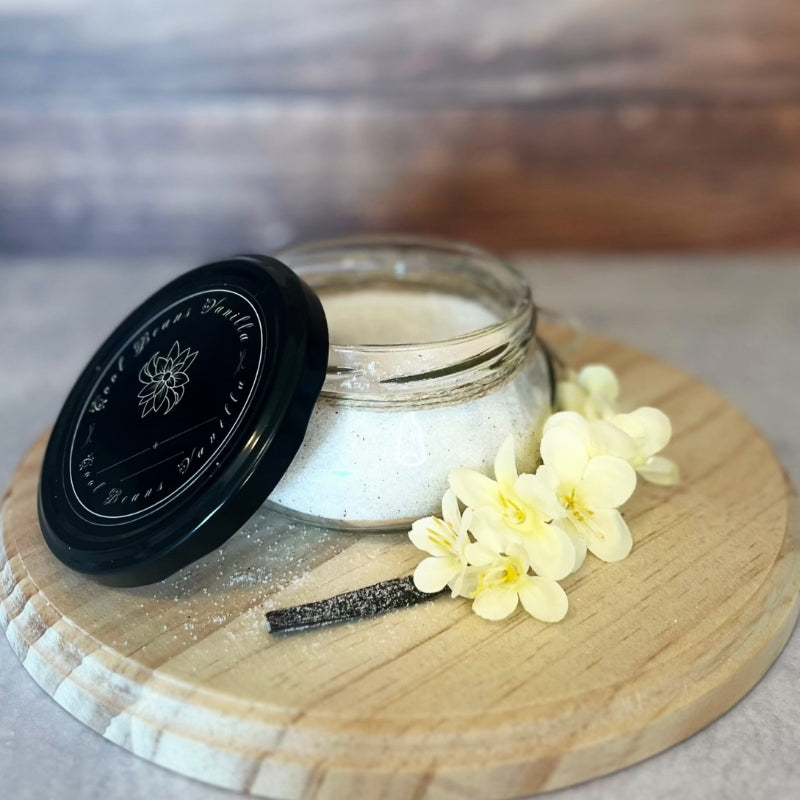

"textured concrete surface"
[1,255,798,799]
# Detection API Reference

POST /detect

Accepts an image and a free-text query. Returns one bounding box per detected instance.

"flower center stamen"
[427,525,454,552]
[500,494,527,527]
[476,561,521,595]
[562,490,593,524]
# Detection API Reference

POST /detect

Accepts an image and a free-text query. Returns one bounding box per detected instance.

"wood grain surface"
[2,335,799,799]
[2,1,800,254]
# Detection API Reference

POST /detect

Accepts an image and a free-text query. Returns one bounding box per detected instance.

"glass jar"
[267,236,553,530]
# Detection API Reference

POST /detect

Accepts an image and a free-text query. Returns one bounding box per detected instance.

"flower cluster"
[408,363,679,623]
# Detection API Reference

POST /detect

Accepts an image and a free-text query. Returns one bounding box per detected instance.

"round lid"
[38,255,329,586]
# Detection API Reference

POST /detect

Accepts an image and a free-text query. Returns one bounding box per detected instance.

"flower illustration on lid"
[138,341,198,418]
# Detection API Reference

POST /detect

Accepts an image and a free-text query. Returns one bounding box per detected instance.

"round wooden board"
[2,335,799,800]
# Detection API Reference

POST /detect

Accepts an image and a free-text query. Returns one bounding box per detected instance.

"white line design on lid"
[137,340,199,418]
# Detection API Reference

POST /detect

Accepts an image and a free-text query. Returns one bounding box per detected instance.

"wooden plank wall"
[1,0,800,257]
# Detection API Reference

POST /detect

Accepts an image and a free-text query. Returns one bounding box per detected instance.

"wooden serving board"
[2,335,799,799]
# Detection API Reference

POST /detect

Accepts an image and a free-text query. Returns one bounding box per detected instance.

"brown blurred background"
[2,0,800,258]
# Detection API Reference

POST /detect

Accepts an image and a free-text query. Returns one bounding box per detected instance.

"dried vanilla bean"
[265,576,447,634]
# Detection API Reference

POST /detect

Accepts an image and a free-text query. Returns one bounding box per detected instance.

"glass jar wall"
[267,237,553,529]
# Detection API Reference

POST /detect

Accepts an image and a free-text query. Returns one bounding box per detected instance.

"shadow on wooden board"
[1,0,800,255]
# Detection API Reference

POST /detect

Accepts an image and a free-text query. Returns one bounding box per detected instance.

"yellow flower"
[520,425,637,563]
[409,489,471,595]
[546,408,679,487]
[545,410,635,461]
[449,436,576,580]
[458,541,568,622]
[610,408,680,486]
[556,364,619,421]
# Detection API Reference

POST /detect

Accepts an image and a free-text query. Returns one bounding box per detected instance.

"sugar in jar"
[267,237,552,530]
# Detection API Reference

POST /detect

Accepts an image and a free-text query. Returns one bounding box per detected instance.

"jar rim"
[276,234,534,349]
[275,235,536,403]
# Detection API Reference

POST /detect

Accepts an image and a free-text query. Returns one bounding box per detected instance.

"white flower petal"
[413,556,459,593]
[518,577,569,622]
[564,522,588,573]
[139,359,155,382]
[533,463,561,495]
[555,381,587,414]
[464,540,502,567]
[453,565,481,598]
[408,517,451,557]
[441,488,461,530]
[634,407,672,453]
[152,383,170,413]
[468,508,507,553]
[449,469,499,510]
[584,508,633,562]
[515,473,565,522]
[504,543,532,571]
[544,411,592,444]
[579,456,637,509]
[614,407,672,457]
[459,506,475,536]
[472,585,519,621]
[578,364,619,401]
[521,522,576,581]
[178,346,198,371]
[609,410,642,440]
[494,435,518,493]
[167,385,184,411]
[163,387,181,414]
[638,455,680,486]
[590,419,637,461]
[540,427,589,487]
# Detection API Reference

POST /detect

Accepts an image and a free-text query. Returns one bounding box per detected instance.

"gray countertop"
[1,255,799,799]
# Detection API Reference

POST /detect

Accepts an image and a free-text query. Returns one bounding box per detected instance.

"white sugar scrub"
[269,349,551,525]
[266,237,553,529]
[321,288,502,345]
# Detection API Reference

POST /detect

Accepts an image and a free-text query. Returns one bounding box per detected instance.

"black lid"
[38,255,329,586]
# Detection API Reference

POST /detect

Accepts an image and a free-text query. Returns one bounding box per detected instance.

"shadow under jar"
[267,237,553,530]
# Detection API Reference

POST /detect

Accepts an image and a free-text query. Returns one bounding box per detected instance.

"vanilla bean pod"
[265,576,447,634]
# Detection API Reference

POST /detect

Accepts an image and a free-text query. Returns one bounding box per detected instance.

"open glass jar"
[267,236,553,530]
